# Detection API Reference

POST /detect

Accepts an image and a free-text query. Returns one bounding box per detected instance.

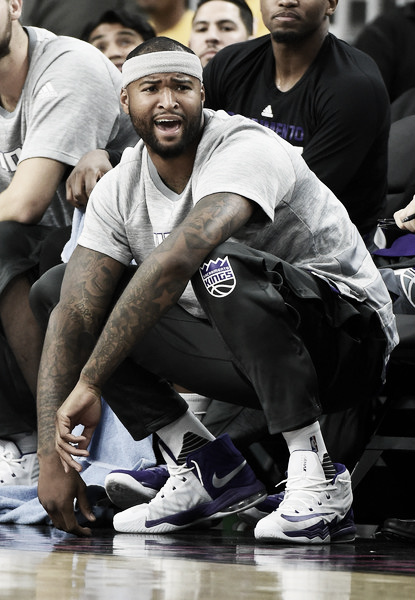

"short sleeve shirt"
[78,109,397,354]
[203,34,390,236]
[0,27,133,227]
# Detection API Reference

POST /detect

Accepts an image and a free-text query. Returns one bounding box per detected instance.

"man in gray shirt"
[36,37,396,544]
[0,0,136,485]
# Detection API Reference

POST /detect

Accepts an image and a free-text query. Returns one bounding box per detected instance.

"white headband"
[122,51,203,88]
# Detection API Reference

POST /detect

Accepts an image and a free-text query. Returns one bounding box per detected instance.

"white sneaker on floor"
[254,450,355,544]
[113,434,266,534]
[0,440,39,486]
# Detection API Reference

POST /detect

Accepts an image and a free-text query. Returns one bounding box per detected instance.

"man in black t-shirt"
[203,0,390,244]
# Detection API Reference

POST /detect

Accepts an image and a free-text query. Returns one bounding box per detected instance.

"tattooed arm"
[37,246,125,536]
[54,192,255,474]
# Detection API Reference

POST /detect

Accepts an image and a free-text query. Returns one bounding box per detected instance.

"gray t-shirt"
[78,109,398,356]
[0,27,136,227]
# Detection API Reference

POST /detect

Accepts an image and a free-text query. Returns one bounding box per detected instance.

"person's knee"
[0,221,35,260]
[29,263,66,331]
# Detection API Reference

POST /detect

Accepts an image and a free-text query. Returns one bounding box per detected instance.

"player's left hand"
[55,380,102,473]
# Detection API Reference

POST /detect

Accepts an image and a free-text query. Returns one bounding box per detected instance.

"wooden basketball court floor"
[1,520,414,599]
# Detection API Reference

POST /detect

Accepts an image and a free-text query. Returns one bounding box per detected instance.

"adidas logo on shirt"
[37,82,58,100]
[261,105,273,118]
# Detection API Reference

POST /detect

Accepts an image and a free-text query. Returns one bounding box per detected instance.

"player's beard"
[130,105,204,159]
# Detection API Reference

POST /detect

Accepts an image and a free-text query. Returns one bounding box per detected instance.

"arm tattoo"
[37,248,124,454]
[81,192,254,388]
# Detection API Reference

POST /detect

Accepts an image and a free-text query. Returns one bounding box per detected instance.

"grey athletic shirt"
[0,27,135,227]
[78,109,398,358]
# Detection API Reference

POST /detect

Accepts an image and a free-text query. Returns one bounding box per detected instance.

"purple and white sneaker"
[105,465,169,509]
[113,434,267,534]
[254,450,356,544]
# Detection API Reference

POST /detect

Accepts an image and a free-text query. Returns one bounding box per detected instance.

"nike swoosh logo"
[212,460,247,488]
[281,511,335,522]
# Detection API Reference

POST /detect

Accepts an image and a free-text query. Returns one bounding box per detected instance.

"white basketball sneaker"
[254,450,356,544]
[0,440,39,486]
[113,434,266,534]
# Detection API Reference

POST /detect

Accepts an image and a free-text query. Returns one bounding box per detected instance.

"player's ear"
[120,88,129,114]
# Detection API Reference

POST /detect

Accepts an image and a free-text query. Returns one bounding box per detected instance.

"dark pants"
[0,222,71,437]
[29,242,387,443]
[0,331,36,435]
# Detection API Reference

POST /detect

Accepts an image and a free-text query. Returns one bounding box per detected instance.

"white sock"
[282,421,327,462]
[179,392,212,422]
[157,409,215,466]
[282,421,336,479]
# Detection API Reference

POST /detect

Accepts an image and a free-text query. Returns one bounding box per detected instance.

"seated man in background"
[203,0,390,247]
[188,0,253,67]
[0,0,137,485]
[82,7,155,72]
[35,38,397,543]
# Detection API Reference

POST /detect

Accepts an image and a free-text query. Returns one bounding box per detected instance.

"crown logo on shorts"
[199,256,236,298]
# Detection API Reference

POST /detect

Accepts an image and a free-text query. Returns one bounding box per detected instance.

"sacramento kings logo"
[199,256,236,297]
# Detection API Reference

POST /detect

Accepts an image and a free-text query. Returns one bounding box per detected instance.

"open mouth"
[155,118,182,134]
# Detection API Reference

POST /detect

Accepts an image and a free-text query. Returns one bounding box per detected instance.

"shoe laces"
[0,449,25,478]
[277,474,342,512]
[151,462,197,504]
